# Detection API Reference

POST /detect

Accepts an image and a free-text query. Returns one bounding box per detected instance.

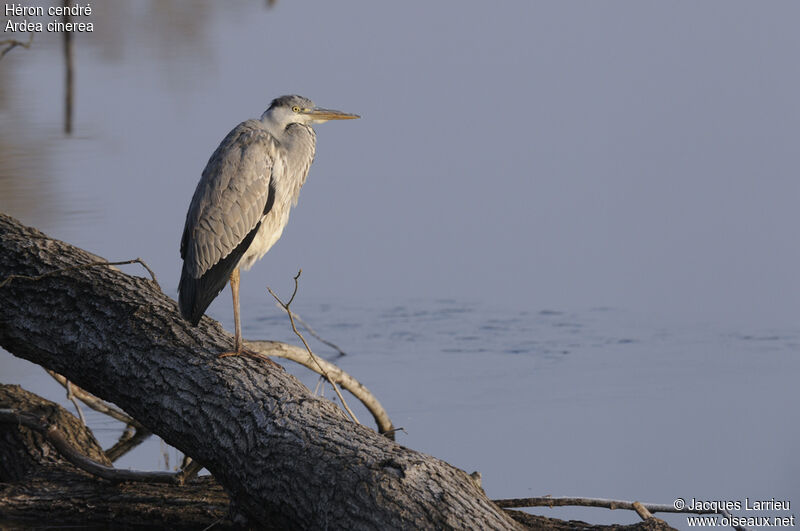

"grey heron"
[178,95,359,355]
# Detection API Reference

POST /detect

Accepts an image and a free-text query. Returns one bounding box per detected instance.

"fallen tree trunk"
[0,386,674,531]
[0,213,520,529]
[0,213,679,530]
[0,384,231,529]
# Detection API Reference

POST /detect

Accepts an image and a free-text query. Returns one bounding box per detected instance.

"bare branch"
[267,270,360,424]
[247,340,395,439]
[179,458,205,481]
[104,423,153,463]
[496,496,670,512]
[47,370,140,426]
[633,501,654,521]
[276,304,348,357]
[47,371,154,461]
[494,496,747,530]
[0,32,34,60]
[65,380,86,425]
[0,408,181,484]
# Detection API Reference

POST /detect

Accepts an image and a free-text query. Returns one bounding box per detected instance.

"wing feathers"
[178,120,278,323]
[178,221,262,325]
[181,120,275,278]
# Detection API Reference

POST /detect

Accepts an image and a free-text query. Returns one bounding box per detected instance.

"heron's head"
[261,95,359,128]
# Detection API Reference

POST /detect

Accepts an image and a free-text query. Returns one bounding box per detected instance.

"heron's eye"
[292,106,301,113]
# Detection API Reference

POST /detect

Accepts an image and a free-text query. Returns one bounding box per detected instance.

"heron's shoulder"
[202,120,282,175]
[215,119,279,149]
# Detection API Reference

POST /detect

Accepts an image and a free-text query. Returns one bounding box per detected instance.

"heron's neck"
[259,114,315,152]
[283,124,317,203]
[259,116,316,204]
[259,111,289,138]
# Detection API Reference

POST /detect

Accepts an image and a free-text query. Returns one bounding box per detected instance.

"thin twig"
[313,377,324,396]
[104,422,152,463]
[179,458,205,481]
[494,495,708,513]
[632,501,653,521]
[493,496,747,531]
[160,438,170,471]
[65,380,86,426]
[47,371,152,461]
[0,408,181,484]
[0,257,160,290]
[275,305,348,357]
[47,371,139,425]
[131,257,159,286]
[267,270,360,425]
[0,32,34,59]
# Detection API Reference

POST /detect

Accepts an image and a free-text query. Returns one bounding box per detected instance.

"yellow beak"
[304,107,360,123]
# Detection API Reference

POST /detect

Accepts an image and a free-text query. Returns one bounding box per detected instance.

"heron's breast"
[238,204,291,271]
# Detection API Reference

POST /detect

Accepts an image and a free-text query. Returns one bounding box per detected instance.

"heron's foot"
[218,346,256,359]
[218,338,248,359]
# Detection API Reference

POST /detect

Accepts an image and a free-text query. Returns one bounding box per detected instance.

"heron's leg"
[230,268,242,353]
[219,270,280,367]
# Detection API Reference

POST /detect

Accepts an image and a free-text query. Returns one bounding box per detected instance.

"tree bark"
[0,384,232,529]
[0,213,520,529]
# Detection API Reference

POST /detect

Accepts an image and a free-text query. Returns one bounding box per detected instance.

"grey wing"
[178,120,277,324]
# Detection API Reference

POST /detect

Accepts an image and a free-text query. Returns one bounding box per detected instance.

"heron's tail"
[178,268,220,326]
[178,221,262,326]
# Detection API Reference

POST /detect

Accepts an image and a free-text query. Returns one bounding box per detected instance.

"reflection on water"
[0,132,58,227]
[0,1,271,232]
